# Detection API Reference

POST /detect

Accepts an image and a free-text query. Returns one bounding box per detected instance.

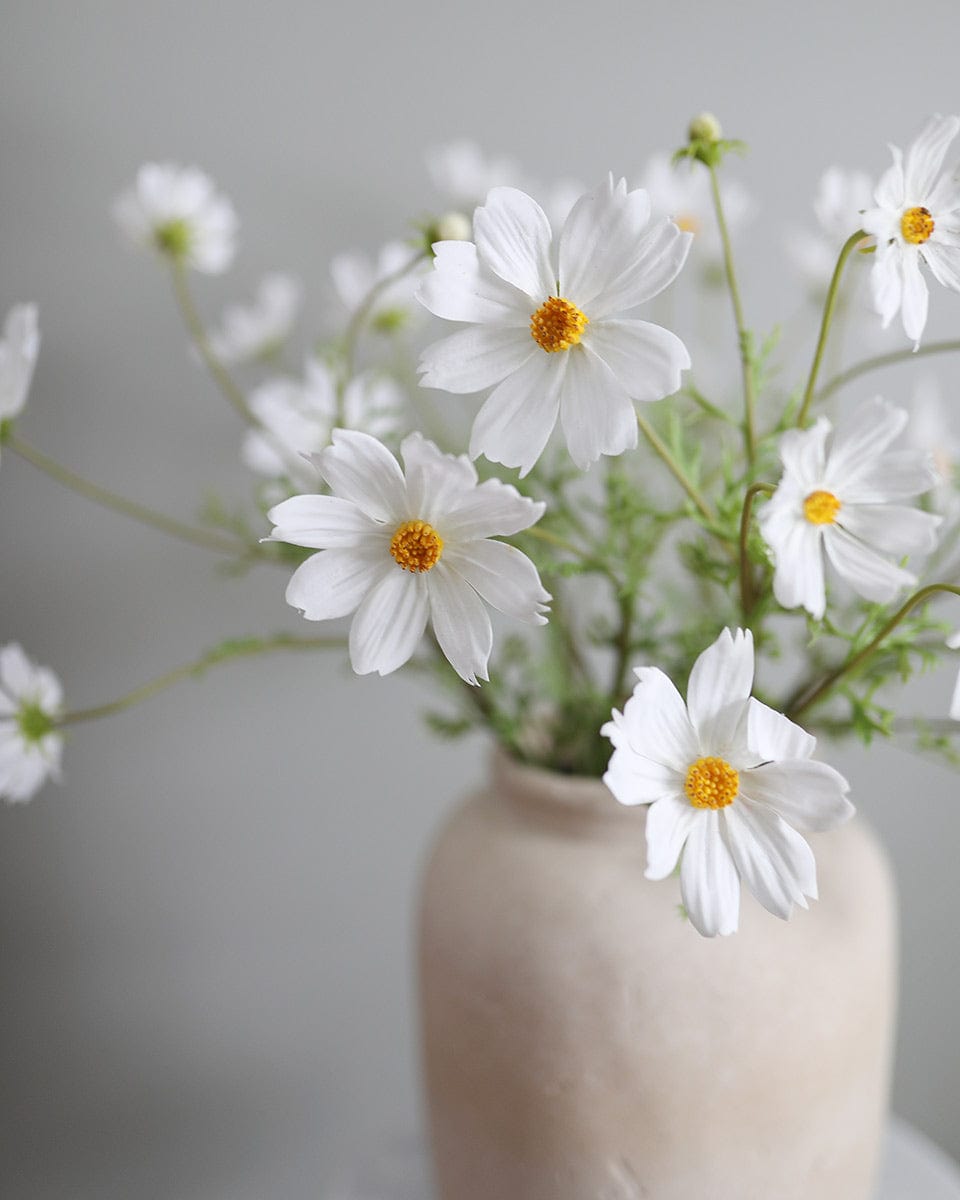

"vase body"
[418,751,897,1200]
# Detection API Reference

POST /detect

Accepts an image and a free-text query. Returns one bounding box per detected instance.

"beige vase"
[418,750,897,1200]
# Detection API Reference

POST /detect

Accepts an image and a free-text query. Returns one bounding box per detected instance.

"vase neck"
[491,748,640,830]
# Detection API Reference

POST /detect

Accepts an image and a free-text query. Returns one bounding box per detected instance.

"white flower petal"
[747,698,816,762]
[0,643,38,697]
[416,240,531,325]
[585,318,690,402]
[469,351,564,477]
[777,418,831,490]
[559,346,638,471]
[427,563,493,685]
[0,747,51,804]
[401,432,478,523]
[472,187,555,300]
[686,628,754,756]
[348,569,429,676]
[442,540,550,625]
[763,508,826,618]
[285,547,389,621]
[0,304,40,421]
[613,666,698,774]
[267,494,378,549]
[923,241,960,292]
[873,145,904,210]
[870,243,903,328]
[842,450,938,503]
[903,114,960,199]
[680,811,740,937]
[740,761,854,833]
[951,661,960,721]
[417,325,535,394]
[722,801,817,921]
[644,793,698,880]
[839,503,941,558]
[317,429,407,522]
[440,477,546,541]
[827,397,908,481]
[602,731,683,807]
[900,249,929,346]
[588,220,692,319]
[822,525,915,603]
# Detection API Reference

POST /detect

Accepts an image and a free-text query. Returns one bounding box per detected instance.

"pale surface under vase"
[418,750,898,1200]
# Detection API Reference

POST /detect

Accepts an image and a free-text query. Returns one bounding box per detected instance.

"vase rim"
[491,745,628,818]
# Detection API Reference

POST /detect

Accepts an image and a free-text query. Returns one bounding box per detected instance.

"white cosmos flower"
[0,643,64,804]
[603,628,853,937]
[268,429,551,684]
[208,274,301,364]
[242,360,405,488]
[789,167,875,293]
[113,164,238,274]
[759,397,941,619]
[329,241,425,333]
[426,139,524,212]
[639,152,752,263]
[0,304,40,457]
[861,115,960,348]
[417,177,692,475]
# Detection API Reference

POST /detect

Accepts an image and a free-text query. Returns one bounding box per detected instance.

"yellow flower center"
[684,756,739,810]
[803,489,842,526]
[676,213,700,235]
[389,519,443,573]
[901,206,935,245]
[530,296,589,353]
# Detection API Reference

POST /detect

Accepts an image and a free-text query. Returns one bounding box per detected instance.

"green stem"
[817,339,960,405]
[787,583,960,720]
[795,229,866,428]
[636,412,715,524]
[8,433,247,557]
[58,633,345,726]
[341,250,429,382]
[171,263,259,426]
[738,482,776,620]
[707,163,756,463]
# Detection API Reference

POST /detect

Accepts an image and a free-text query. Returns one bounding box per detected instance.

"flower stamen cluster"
[529,296,588,353]
[390,520,443,572]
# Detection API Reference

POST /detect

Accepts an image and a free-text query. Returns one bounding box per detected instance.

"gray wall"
[2,1,959,1195]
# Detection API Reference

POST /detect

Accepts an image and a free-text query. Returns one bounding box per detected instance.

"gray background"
[2,1,959,1195]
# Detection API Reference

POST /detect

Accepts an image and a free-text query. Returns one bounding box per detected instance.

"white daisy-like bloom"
[268,429,551,684]
[603,628,853,937]
[759,397,941,620]
[113,163,238,274]
[242,359,405,488]
[905,375,960,511]
[639,152,752,263]
[0,643,64,804]
[0,304,40,447]
[426,139,524,212]
[208,274,301,364]
[861,115,960,348]
[329,241,425,333]
[417,177,692,476]
[789,167,875,292]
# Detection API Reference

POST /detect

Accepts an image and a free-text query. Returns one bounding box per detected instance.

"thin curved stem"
[817,339,960,405]
[636,412,715,523]
[341,250,429,381]
[796,229,866,428]
[738,482,776,620]
[787,584,960,720]
[7,432,248,556]
[708,163,756,463]
[170,263,258,426]
[58,633,346,726]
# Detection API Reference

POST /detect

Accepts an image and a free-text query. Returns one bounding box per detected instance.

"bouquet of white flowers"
[4,112,960,943]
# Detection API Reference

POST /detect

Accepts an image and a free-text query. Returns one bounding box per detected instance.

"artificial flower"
[268,429,550,684]
[861,115,960,347]
[242,360,405,488]
[208,273,301,364]
[0,305,40,455]
[417,177,692,475]
[759,397,940,619]
[0,643,64,804]
[788,167,875,293]
[112,163,238,274]
[603,628,853,937]
[329,241,424,334]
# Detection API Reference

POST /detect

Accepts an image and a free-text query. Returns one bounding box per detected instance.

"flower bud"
[688,112,722,144]
[434,211,473,242]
